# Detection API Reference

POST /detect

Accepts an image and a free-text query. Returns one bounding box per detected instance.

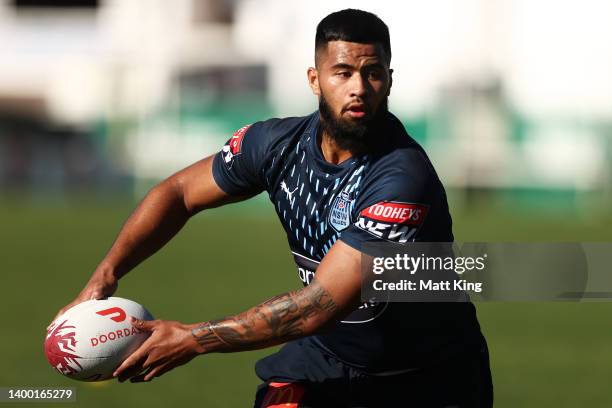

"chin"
[342,112,370,123]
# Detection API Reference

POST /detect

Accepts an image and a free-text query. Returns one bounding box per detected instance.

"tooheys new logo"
[221,124,251,169]
[355,201,429,243]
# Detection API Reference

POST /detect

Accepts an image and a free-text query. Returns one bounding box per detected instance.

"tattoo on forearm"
[191,323,229,349]
[191,280,339,353]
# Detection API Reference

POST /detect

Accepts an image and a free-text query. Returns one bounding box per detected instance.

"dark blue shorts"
[254,338,493,408]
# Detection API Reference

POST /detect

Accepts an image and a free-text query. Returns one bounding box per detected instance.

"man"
[55,9,493,407]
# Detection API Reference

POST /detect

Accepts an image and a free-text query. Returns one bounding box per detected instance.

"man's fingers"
[129,365,164,383]
[55,302,75,320]
[49,303,76,329]
[89,290,104,300]
[115,356,147,382]
[50,291,105,328]
[128,369,151,383]
[113,321,156,381]
[130,317,156,331]
[143,366,164,382]
[113,346,148,380]
[114,347,146,375]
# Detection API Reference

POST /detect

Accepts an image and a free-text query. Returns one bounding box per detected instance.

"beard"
[318,93,389,155]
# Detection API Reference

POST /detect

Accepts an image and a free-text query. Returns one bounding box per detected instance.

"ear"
[307,67,321,96]
[387,68,394,97]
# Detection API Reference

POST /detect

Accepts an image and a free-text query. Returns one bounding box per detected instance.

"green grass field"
[1,194,612,407]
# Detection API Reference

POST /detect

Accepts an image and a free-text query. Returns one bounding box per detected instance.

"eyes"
[334,69,384,81]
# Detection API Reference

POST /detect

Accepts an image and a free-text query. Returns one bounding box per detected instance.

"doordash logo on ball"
[91,307,140,347]
[96,307,126,322]
[90,327,140,347]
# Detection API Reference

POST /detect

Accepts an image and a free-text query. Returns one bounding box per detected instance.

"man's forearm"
[191,280,341,353]
[100,180,192,279]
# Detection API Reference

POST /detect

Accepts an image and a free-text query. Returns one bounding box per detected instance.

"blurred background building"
[1,0,611,214]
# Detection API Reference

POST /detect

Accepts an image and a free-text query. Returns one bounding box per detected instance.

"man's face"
[308,40,392,151]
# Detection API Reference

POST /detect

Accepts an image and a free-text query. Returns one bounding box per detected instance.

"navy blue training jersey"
[212,111,485,374]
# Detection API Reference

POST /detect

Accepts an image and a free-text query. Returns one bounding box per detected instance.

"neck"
[318,129,354,165]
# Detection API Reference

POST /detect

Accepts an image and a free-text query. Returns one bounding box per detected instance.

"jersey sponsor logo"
[221,124,251,169]
[292,251,318,285]
[298,267,315,285]
[328,190,354,232]
[280,180,298,203]
[355,201,429,243]
[292,251,386,323]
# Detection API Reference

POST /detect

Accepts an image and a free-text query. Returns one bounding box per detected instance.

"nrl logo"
[221,124,251,169]
[329,190,354,232]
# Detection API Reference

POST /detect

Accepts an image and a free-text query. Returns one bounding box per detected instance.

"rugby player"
[55,9,493,407]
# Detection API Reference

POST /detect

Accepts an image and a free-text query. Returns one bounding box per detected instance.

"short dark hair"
[315,9,391,65]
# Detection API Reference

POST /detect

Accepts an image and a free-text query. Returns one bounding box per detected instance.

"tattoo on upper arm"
[191,280,339,353]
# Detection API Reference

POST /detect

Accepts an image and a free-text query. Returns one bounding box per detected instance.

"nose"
[349,72,367,98]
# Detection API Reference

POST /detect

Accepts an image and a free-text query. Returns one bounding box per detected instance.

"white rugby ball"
[44,297,154,381]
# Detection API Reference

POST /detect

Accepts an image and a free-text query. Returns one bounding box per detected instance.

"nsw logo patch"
[221,124,251,169]
[329,190,354,232]
[355,201,429,243]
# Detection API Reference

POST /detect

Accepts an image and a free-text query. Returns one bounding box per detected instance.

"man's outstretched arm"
[192,279,344,353]
[53,155,247,319]
[112,240,363,382]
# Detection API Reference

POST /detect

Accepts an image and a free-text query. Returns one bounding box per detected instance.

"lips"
[347,103,365,112]
[345,103,367,118]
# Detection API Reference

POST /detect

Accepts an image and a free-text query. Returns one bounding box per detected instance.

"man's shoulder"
[259,112,316,128]
[251,112,316,142]
[368,113,438,184]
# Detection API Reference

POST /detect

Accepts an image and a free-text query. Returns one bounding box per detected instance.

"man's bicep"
[170,155,253,214]
[313,240,363,314]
